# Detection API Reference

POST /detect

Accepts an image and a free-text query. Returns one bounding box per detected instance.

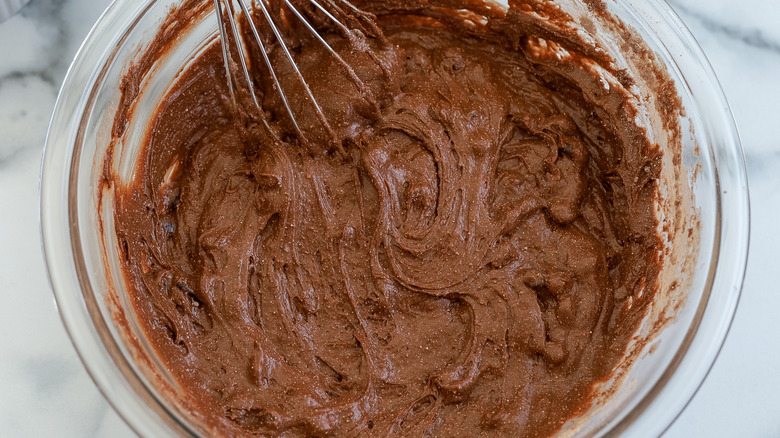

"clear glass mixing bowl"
[40,0,749,436]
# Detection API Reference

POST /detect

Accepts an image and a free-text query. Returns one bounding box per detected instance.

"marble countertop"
[1,0,777,436]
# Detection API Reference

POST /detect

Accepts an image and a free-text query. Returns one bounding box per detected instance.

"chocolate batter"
[109,0,662,436]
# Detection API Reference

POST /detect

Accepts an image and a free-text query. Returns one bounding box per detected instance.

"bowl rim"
[604,0,750,435]
[39,0,750,436]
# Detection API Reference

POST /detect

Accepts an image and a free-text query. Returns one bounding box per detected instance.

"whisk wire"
[214,0,236,99]
[218,0,383,148]
[220,0,263,112]
[233,0,305,140]
[305,0,391,87]
[253,0,337,144]
[307,0,351,35]
[281,0,379,115]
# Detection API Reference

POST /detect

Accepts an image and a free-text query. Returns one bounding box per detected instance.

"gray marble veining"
[669,0,780,55]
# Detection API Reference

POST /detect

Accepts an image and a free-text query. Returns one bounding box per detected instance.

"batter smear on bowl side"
[108,0,663,436]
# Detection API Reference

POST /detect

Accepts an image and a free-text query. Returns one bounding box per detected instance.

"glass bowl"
[40,0,749,436]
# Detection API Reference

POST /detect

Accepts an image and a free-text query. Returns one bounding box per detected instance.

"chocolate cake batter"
[109,0,662,436]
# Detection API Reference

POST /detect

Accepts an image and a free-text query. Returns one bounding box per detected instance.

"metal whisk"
[212,0,382,146]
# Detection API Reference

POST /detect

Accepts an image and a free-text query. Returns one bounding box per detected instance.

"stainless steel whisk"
[212,0,381,145]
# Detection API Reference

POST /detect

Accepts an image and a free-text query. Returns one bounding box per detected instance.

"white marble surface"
[0,0,777,436]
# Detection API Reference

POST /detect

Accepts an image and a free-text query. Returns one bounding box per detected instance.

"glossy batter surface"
[111,1,662,436]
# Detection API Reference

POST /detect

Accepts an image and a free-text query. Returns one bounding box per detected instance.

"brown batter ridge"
[109,0,662,436]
